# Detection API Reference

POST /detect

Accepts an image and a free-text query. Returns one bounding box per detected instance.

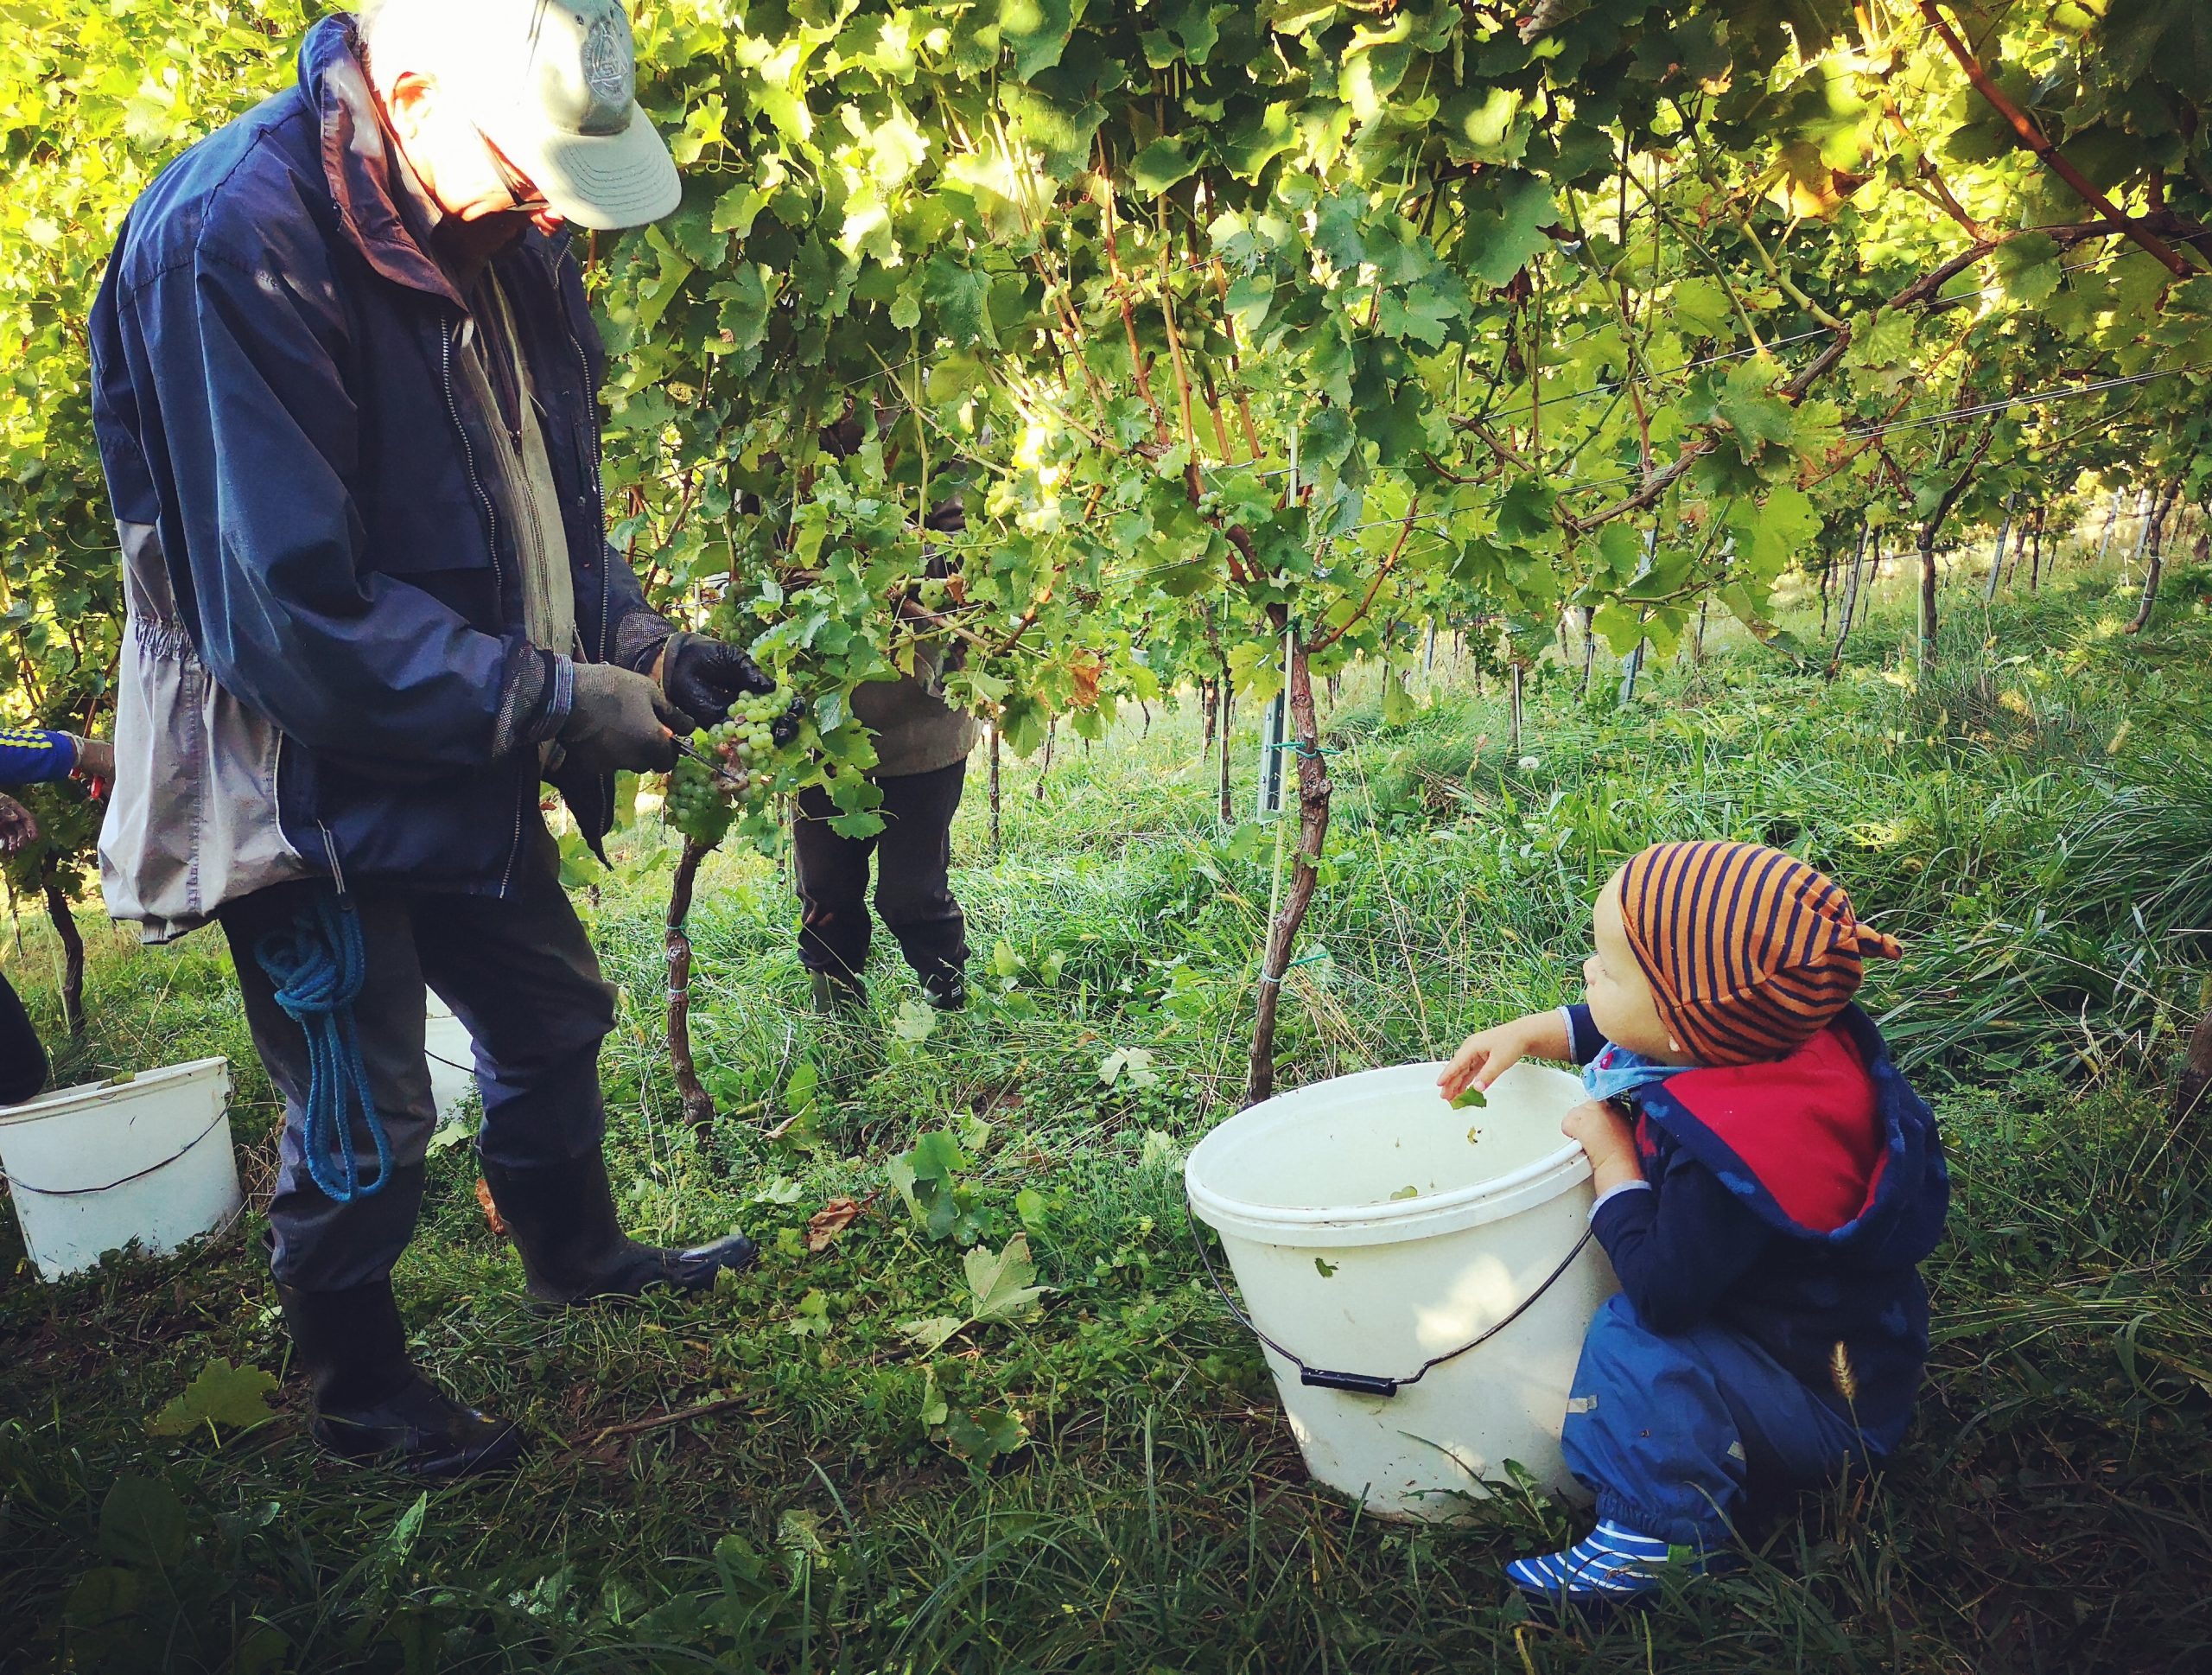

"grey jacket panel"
[99,520,315,942]
[852,637,979,780]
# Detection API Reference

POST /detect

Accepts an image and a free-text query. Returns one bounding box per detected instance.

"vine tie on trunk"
[255,889,393,1203]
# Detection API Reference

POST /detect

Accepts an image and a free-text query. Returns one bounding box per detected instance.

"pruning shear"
[671,736,748,794]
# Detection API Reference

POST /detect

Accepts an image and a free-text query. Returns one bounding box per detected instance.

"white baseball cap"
[370,0,681,230]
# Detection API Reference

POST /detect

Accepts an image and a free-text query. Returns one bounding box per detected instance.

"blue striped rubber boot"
[1503,1520,1709,1603]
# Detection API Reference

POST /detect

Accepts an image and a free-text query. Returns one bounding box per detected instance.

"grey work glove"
[558,662,684,776]
[66,736,114,783]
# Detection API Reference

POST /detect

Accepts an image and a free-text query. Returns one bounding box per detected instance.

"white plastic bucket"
[1185,1059,1618,1520]
[0,1058,239,1281]
[424,996,478,1124]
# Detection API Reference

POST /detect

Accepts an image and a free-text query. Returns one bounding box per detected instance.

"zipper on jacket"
[563,321,613,664]
[440,320,506,625]
[441,315,527,898]
[565,315,615,843]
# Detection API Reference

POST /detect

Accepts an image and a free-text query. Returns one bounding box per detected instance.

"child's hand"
[1561,1099,1642,1194]
[1438,1010,1569,1102]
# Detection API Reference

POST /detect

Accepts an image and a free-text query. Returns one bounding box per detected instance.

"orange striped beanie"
[1616,841,1903,1067]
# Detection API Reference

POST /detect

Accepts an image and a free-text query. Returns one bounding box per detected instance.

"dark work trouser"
[0,972,48,1105]
[219,823,615,1294]
[793,761,969,988]
[1560,1294,1898,1547]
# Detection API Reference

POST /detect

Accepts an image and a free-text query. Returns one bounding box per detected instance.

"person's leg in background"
[435,824,755,1302]
[793,782,877,1009]
[871,760,969,1008]
[0,971,49,1105]
[220,878,522,1479]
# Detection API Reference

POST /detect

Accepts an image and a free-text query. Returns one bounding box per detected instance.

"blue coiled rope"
[254,890,392,1203]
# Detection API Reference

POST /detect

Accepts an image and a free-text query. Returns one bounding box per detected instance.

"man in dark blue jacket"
[89,0,768,1478]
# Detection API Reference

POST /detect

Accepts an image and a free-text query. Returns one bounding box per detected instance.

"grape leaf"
[965,1232,1052,1323]
[1461,173,1556,288]
[146,1358,278,1438]
[1131,136,1199,194]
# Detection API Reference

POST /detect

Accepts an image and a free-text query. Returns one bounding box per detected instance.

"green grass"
[3,555,2210,1672]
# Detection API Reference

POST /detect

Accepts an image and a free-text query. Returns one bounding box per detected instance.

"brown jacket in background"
[851,637,977,779]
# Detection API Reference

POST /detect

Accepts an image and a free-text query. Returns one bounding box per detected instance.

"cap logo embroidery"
[580,13,632,108]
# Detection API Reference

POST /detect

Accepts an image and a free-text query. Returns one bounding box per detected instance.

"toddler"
[1438,840,1948,1604]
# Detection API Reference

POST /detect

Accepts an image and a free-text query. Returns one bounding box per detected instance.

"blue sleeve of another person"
[1591,1146,1774,1334]
[0,729,78,786]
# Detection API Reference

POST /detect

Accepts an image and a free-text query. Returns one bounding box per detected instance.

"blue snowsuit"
[1559,1003,1950,1546]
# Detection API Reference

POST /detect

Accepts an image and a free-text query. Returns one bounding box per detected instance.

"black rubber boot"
[920,966,967,1012]
[276,1277,525,1480]
[480,1150,757,1306]
[810,968,867,1016]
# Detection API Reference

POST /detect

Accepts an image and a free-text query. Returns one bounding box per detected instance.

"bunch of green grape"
[665,691,806,846]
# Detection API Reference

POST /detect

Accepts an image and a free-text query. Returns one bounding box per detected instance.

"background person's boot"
[276,1277,524,1479]
[810,967,867,1015]
[920,965,967,1011]
[480,1151,756,1305]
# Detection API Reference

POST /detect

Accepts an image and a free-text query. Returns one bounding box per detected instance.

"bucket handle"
[3,1108,232,1199]
[1185,1200,1595,1400]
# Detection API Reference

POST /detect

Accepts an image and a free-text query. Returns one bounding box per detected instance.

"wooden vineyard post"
[1245,619,1331,1107]
[2123,486,2154,580]
[1508,660,1527,753]
[1984,491,2017,603]
[1917,523,1939,666]
[1576,605,1598,698]
[1828,522,1870,678]
[1617,621,1647,705]
[2096,487,2125,568]
[2126,478,2183,634]
[664,837,717,1133]
[2027,506,2045,591]
[1217,678,1233,825]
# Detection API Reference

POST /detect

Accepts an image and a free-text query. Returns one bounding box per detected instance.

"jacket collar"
[303,15,570,309]
[1632,1006,1905,1239]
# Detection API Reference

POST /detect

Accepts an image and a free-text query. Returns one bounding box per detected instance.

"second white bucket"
[1185,1059,1618,1520]
[0,1058,238,1281]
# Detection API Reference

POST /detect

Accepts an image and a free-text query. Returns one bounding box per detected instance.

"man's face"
[383,70,566,236]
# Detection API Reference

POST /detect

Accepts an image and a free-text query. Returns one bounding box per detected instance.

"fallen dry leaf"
[805,1197,861,1252]
[474,1179,510,1239]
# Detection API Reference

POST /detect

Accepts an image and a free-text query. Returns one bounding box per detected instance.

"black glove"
[560,662,683,776]
[658,631,775,730]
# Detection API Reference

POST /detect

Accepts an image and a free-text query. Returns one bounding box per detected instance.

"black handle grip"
[1299,1366,1400,1399]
